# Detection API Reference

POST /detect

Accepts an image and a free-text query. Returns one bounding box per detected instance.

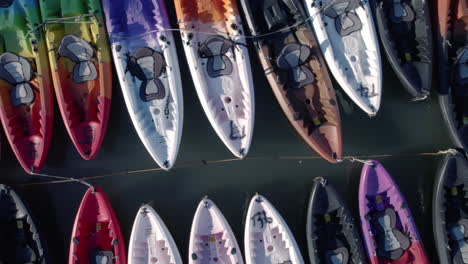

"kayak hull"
[40,0,113,160]
[372,0,433,99]
[102,0,184,169]
[174,0,255,158]
[0,184,50,263]
[189,198,244,264]
[436,0,468,150]
[244,194,304,264]
[433,151,468,263]
[305,0,382,115]
[129,204,183,264]
[240,0,342,162]
[359,160,429,264]
[306,177,367,264]
[69,186,126,264]
[0,0,54,173]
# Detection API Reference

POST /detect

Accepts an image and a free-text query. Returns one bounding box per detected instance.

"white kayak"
[104,0,184,170]
[189,197,244,264]
[128,204,183,264]
[305,0,382,116]
[174,1,255,158]
[245,194,304,264]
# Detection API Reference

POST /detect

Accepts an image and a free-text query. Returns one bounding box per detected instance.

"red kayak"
[0,50,54,174]
[69,186,126,264]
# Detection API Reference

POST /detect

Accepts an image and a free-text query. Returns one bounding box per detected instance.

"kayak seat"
[89,249,114,264]
[454,46,468,87]
[370,208,411,260]
[322,0,362,36]
[199,35,233,78]
[58,34,97,83]
[262,0,288,30]
[389,0,415,24]
[325,246,349,264]
[127,47,166,102]
[276,43,315,88]
[0,52,35,106]
[448,219,468,263]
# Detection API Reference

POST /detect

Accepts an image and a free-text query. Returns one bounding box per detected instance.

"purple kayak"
[359,160,429,264]
[101,0,184,170]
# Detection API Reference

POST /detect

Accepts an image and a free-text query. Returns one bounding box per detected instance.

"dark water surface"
[0,4,452,264]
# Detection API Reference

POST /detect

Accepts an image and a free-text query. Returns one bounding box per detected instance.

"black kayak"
[433,150,468,263]
[0,185,49,263]
[437,0,468,151]
[306,177,367,264]
[372,0,433,99]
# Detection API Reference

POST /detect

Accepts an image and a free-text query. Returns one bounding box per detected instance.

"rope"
[19,13,97,40]
[30,172,94,191]
[19,150,456,187]
[338,156,375,166]
[109,0,338,40]
[411,94,429,102]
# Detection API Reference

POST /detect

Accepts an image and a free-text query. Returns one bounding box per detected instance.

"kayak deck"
[40,0,112,160]
[0,0,54,173]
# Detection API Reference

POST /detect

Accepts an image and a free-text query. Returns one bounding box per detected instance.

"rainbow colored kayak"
[0,0,54,173]
[39,0,112,160]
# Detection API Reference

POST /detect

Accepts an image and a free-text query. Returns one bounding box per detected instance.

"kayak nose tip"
[30,165,38,174]
[238,148,246,158]
[162,160,171,170]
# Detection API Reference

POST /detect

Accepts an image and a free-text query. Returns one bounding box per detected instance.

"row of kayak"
[0,0,466,173]
[4,151,467,263]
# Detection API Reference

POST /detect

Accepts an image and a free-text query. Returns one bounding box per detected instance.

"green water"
[0,6,452,264]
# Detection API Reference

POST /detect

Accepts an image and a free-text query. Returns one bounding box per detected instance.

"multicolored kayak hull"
[437,0,468,150]
[433,150,468,263]
[307,177,367,264]
[372,0,433,99]
[0,0,54,174]
[174,0,255,158]
[39,0,112,160]
[359,160,429,264]
[69,186,126,264]
[240,0,342,163]
[102,0,183,170]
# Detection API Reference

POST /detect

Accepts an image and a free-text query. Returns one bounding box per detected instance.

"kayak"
[189,197,243,264]
[437,0,468,150]
[245,194,304,264]
[0,184,50,263]
[304,0,382,116]
[102,0,183,170]
[69,186,126,264]
[433,150,468,263]
[306,177,367,264]
[359,160,429,264]
[372,0,433,99]
[240,0,342,163]
[174,0,255,158]
[0,0,54,174]
[39,0,112,160]
[129,204,182,264]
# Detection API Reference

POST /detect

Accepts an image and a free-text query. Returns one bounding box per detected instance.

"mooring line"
[19,150,454,187]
